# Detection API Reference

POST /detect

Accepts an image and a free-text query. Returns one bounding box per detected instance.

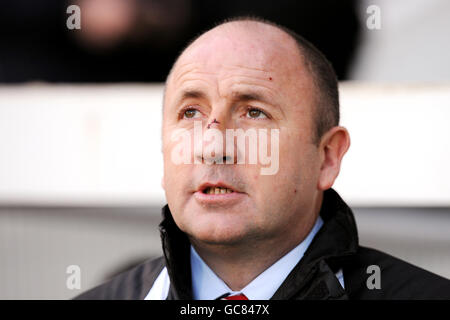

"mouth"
[197,182,239,195]
[194,182,246,205]
[202,186,234,195]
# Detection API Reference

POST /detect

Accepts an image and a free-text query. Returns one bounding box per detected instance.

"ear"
[317,126,350,191]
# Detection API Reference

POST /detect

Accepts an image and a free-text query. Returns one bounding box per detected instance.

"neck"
[190,237,300,291]
[189,200,322,291]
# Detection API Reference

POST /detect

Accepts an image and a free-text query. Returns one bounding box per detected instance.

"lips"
[203,186,234,194]
[194,182,246,206]
[197,182,239,194]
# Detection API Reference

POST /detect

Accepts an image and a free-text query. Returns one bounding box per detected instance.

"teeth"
[205,187,234,194]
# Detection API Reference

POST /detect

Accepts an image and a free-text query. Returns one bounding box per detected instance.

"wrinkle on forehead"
[173,21,302,74]
[169,62,285,109]
[173,63,272,87]
[165,20,310,108]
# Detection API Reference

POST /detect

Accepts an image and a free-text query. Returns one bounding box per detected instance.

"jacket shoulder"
[344,246,450,299]
[74,256,166,300]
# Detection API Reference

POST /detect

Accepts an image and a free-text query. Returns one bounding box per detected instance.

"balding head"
[165,17,339,143]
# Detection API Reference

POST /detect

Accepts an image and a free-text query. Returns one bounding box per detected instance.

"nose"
[206,108,229,130]
[194,112,235,164]
[207,118,220,129]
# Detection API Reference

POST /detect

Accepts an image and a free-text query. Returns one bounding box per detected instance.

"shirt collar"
[190,215,324,300]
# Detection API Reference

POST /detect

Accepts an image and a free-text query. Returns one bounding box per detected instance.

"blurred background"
[0,0,449,299]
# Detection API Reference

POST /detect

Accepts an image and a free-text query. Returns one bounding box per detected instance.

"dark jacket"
[75,189,450,300]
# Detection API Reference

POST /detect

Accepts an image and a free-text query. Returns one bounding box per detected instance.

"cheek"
[162,139,194,205]
[270,131,318,193]
[163,162,191,190]
[278,131,304,173]
[162,164,195,228]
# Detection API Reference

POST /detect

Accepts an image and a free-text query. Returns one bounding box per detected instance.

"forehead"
[169,23,306,88]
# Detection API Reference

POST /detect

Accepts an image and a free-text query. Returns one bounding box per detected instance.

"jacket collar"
[271,188,359,299]
[158,188,359,300]
[159,205,193,299]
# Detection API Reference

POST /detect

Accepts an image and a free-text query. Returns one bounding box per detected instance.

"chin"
[194,234,248,246]
[187,220,251,246]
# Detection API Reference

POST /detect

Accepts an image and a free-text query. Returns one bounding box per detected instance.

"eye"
[246,107,268,119]
[182,108,201,119]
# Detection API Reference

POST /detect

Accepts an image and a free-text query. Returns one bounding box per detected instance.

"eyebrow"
[175,89,273,104]
[180,89,207,100]
[172,88,283,116]
[171,89,208,109]
[230,91,270,104]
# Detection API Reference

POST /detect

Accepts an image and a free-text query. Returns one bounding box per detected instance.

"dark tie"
[216,293,249,300]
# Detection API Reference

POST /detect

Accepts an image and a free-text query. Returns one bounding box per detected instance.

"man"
[76,18,450,300]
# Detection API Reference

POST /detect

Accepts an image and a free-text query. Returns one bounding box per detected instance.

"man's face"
[162,24,322,245]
